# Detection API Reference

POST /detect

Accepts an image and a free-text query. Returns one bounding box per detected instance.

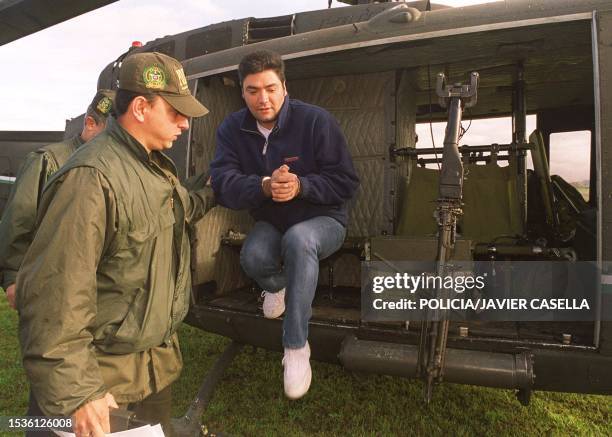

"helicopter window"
[414,115,536,169]
[549,131,591,202]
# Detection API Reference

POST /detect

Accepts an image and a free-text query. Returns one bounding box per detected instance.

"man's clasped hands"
[263,164,301,202]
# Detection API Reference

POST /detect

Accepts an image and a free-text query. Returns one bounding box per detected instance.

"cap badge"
[143,65,166,90]
[96,96,112,115]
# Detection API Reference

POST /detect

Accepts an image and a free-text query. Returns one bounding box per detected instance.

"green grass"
[1,297,610,436]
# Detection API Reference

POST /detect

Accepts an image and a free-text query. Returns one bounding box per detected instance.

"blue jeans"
[240,216,346,349]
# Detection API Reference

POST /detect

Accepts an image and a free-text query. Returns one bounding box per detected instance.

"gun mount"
[418,72,480,403]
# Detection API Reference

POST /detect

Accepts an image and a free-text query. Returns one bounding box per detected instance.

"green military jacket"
[0,135,83,289]
[16,117,215,416]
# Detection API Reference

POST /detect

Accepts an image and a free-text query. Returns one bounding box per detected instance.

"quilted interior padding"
[192,71,400,291]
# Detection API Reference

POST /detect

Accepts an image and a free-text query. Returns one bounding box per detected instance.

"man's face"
[241,69,287,129]
[143,96,189,151]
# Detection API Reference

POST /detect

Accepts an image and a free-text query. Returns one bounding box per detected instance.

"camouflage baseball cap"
[118,52,208,117]
[88,89,115,119]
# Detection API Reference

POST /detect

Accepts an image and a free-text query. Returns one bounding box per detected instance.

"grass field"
[1,297,610,436]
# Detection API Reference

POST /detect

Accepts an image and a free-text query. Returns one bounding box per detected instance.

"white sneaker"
[262,288,285,319]
[282,342,312,400]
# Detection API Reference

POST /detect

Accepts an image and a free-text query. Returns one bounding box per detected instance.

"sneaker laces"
[262,290,284,301]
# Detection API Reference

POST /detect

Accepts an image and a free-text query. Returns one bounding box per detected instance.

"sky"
[0,0,501,131]
[0,0,590,183]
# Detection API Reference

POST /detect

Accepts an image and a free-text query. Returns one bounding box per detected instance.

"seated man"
[211,50,359,399]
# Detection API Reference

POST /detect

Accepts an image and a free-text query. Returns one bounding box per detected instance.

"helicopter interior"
[187,17,598,348]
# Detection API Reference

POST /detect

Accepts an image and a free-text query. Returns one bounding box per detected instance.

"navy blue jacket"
[210,98,359,232]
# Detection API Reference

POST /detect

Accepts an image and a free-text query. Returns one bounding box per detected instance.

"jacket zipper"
[241,127,266,154]
[241,125,279,155]
[151,159,177,210]
[166,176,176,210]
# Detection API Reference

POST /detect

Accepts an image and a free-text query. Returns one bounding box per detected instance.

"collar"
[107,116,152,164]
[106,117,178,176]
[73,133,85,149]
[240,95,291,133]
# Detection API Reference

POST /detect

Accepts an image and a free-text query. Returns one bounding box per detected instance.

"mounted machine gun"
[417,71,479,403]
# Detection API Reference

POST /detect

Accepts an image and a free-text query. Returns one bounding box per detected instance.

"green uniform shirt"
[0,135,84,289]
[16,117,215,416]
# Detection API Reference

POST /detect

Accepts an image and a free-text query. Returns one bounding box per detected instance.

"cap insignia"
[143,65,166,90]
[96,96,112,115]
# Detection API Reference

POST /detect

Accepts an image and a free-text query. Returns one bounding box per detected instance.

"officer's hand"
[271,165,300,202]
[5,283,16,310]
[73,392,118,437]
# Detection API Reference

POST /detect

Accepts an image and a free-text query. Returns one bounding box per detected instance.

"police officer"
[0,90,115,309]
[17,52,213,436]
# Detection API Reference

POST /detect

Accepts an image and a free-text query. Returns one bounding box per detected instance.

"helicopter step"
[339,336,534,405]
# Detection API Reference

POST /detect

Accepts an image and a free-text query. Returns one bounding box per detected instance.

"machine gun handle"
[436,72,480,108]
[464,71,479,107]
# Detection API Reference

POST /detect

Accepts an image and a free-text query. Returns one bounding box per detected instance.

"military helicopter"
[95,0,612,400]
[5,0,612,433]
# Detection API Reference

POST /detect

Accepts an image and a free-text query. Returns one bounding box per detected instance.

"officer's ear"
[130,96,152,123]
[81,115,99,142]
[282,81,287,97]
[84,115,97,131]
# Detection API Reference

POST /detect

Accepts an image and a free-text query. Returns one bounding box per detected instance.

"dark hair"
[238,50,285,85]
[113,89,156,116]
[85,103,117,125]
[85,105,105,125]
